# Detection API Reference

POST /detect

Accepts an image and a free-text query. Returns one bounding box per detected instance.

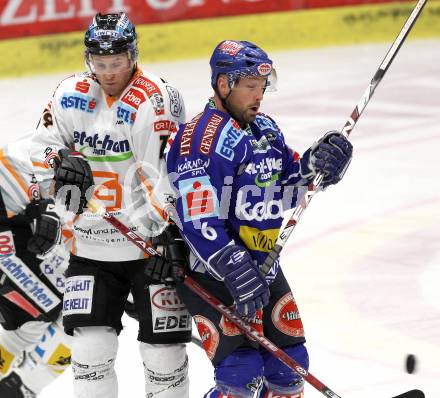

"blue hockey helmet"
[210,40,277,92]
[84,13,138,61]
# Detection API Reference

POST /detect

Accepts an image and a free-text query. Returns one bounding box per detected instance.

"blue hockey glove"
[53,149,94,214]
[300,130,353,188]
[25,199,61,256]
[210,245,270,318]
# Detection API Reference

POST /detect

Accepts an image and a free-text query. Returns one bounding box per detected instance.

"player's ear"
[217,75,230,97]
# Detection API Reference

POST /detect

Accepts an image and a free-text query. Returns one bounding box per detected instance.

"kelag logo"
[60,93,96,113]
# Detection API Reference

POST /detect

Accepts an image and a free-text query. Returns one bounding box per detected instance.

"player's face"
[91,53,134,97]
[226,76,266,125]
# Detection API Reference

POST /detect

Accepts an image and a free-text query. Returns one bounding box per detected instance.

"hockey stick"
[260,0,428,275]
[87,200,424,398]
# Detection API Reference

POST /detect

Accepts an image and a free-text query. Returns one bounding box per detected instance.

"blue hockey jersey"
[166,101,310,281]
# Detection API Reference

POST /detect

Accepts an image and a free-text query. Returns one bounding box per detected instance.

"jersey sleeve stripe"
[138,173,168,222]
[0,149,30,199]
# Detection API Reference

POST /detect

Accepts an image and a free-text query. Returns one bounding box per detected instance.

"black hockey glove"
[144,224,189,284]
[25,199,61,256]
[53,149,94,214]
[300,130,353,188]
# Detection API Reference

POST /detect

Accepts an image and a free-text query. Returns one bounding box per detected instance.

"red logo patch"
[271,293,304,337]
[219,309,263,337]
[194,315,219,360]
[27,183,39,201]
[151,287,186,311]
[219,40,244,56]
[121,89,146,110]
[88,99,96,110]
[75,80,90,93]
[258,63,272,76]
[186,181,215,217]
[133,76,162,97]
[154,120,171,132]
[0,231,15,255]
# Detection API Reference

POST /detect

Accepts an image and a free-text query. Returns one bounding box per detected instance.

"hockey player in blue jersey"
[161,40,353,397]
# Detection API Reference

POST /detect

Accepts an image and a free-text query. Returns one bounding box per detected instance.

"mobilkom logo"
[73,131,133,162]
[255,172,280,188]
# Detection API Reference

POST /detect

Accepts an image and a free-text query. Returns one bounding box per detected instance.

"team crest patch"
[271,292,304,337]
[193,315,219,360]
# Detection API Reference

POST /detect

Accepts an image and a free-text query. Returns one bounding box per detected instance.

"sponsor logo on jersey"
[39,252,68,294]
[0,230,15,255]
[244,157,282,187]
[249,135,271,153]
[43,147,58,169]
[166,85,183,118]
[239,226,279,253]
[254,114,279,132]
[235,191,283,222]
[193,315,219,360]
[28,174,39,201]
[60,93,96,113]
[215,121,244,161]
[199,113,223,155]
[121,88,146,110]
[116,104,136,125]
[179,176,219,222]
[63,275,94,315]
[151,286,186,311]
[154,120,173,133]
[149,285,191,334]
[219,309,263,337]
[271,292,304,338]
[177,158,210,176]
[73,131,132,162]
[0,254,61,312]
[179,113,202,156]
[219,40,244,56]
[132,75,165,115]
[75,80,90,94]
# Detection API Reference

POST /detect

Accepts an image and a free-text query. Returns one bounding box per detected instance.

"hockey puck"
[405,354,417,374]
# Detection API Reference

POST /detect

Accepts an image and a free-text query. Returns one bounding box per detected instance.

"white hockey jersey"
[0,131,40,216]
[0,133,71,301]
[30,68,185,261]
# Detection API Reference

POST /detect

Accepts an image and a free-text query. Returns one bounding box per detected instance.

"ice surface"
[0,39,438,397]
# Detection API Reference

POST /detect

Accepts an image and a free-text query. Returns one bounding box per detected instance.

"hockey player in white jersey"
[30,12,191,398]
[0,132,72,398]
